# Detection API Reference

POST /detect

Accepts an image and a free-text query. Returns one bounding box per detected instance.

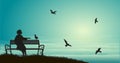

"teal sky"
[0,0,120,55]
[0,0,120,41]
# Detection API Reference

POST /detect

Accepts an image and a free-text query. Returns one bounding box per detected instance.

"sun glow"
[73,24,92,36]
[80,26,91,36]
[68,23,93,40]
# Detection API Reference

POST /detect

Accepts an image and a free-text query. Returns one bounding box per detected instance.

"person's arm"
[23,37,30,40]
[21,35,30,40]
[21,35,27,40]
[23,37,28,40]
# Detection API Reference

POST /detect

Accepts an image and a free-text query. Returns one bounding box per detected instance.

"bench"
[5,40,45,55]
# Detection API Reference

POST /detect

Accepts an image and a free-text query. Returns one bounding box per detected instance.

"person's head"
[17,29,22,35]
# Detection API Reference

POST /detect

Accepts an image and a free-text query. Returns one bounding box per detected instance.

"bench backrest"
[10,40,39,45]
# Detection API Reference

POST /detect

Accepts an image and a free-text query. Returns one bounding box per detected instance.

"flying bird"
[95,18,98,24]
[95,48,102,54]
[50,9,56,14]
[64,39,72,47]
[34,34,38,40]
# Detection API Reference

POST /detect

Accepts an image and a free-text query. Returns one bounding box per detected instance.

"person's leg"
[22,44,26,56]
[24,50,26,55]
[23,46,27,55]
[21,50,24,56]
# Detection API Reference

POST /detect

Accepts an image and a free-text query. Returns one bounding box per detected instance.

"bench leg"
[41,45,45,56]
[37,50,39,55]
[41,49,44,56]
[10,49,12,54]
[37,49,44,56]
[41,50,43,56]
[5,46,7,54]
[5,49,7,54]
[5,44,10,54]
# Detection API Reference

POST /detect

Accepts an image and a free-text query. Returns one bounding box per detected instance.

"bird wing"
[95,20,98,24]
[95,21,96,23]
[95,51,98,54]
[50,10,53,12]
[54,11,56,13]
[64,39,68,44]
[98,48,101,51]
[95,18,98,22]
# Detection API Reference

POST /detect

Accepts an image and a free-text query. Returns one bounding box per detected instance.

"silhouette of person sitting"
[15,29,28,56]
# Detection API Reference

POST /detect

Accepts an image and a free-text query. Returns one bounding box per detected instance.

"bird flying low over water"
[34,34,38,40]
[95,18,98,24]
[50,9,56,14]
[95,48,102,54]
[64,39,72,47]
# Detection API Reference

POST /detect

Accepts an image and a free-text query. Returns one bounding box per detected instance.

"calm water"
[0,41,120,63]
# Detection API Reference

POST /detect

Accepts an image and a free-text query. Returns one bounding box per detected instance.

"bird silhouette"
[95,18,98,24]
[50,9,56,14]
[34,34,38,40]
[95,48,102,54]
[64,39,72,47]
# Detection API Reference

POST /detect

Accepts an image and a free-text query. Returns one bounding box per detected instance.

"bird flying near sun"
[95,18,98,24]
[64,39,72,47]
[95,48,102,54]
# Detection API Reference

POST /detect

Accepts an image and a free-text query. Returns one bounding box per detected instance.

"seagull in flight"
[34,34,38,40]
[95,18,98,24]
[95,48,102,54]
[64,39,72,47]
[50,9,56,14]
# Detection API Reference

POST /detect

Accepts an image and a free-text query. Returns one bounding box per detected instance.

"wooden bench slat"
[10,43,39,44]
[10,40,39,44]
[7,48,43,50]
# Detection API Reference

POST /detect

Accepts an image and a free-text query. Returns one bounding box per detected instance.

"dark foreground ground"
[0,54,88,63]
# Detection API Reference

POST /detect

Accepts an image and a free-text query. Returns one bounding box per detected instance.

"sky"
[0,0,120,59]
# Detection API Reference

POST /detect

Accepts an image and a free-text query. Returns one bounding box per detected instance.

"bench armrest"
[38,44,45,49]
[5,44,10,49]
[5,44,11,54]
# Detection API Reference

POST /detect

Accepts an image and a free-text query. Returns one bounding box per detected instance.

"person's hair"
[17,29,22,35]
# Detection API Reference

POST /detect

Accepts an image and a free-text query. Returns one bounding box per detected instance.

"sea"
[0,40,120,63]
